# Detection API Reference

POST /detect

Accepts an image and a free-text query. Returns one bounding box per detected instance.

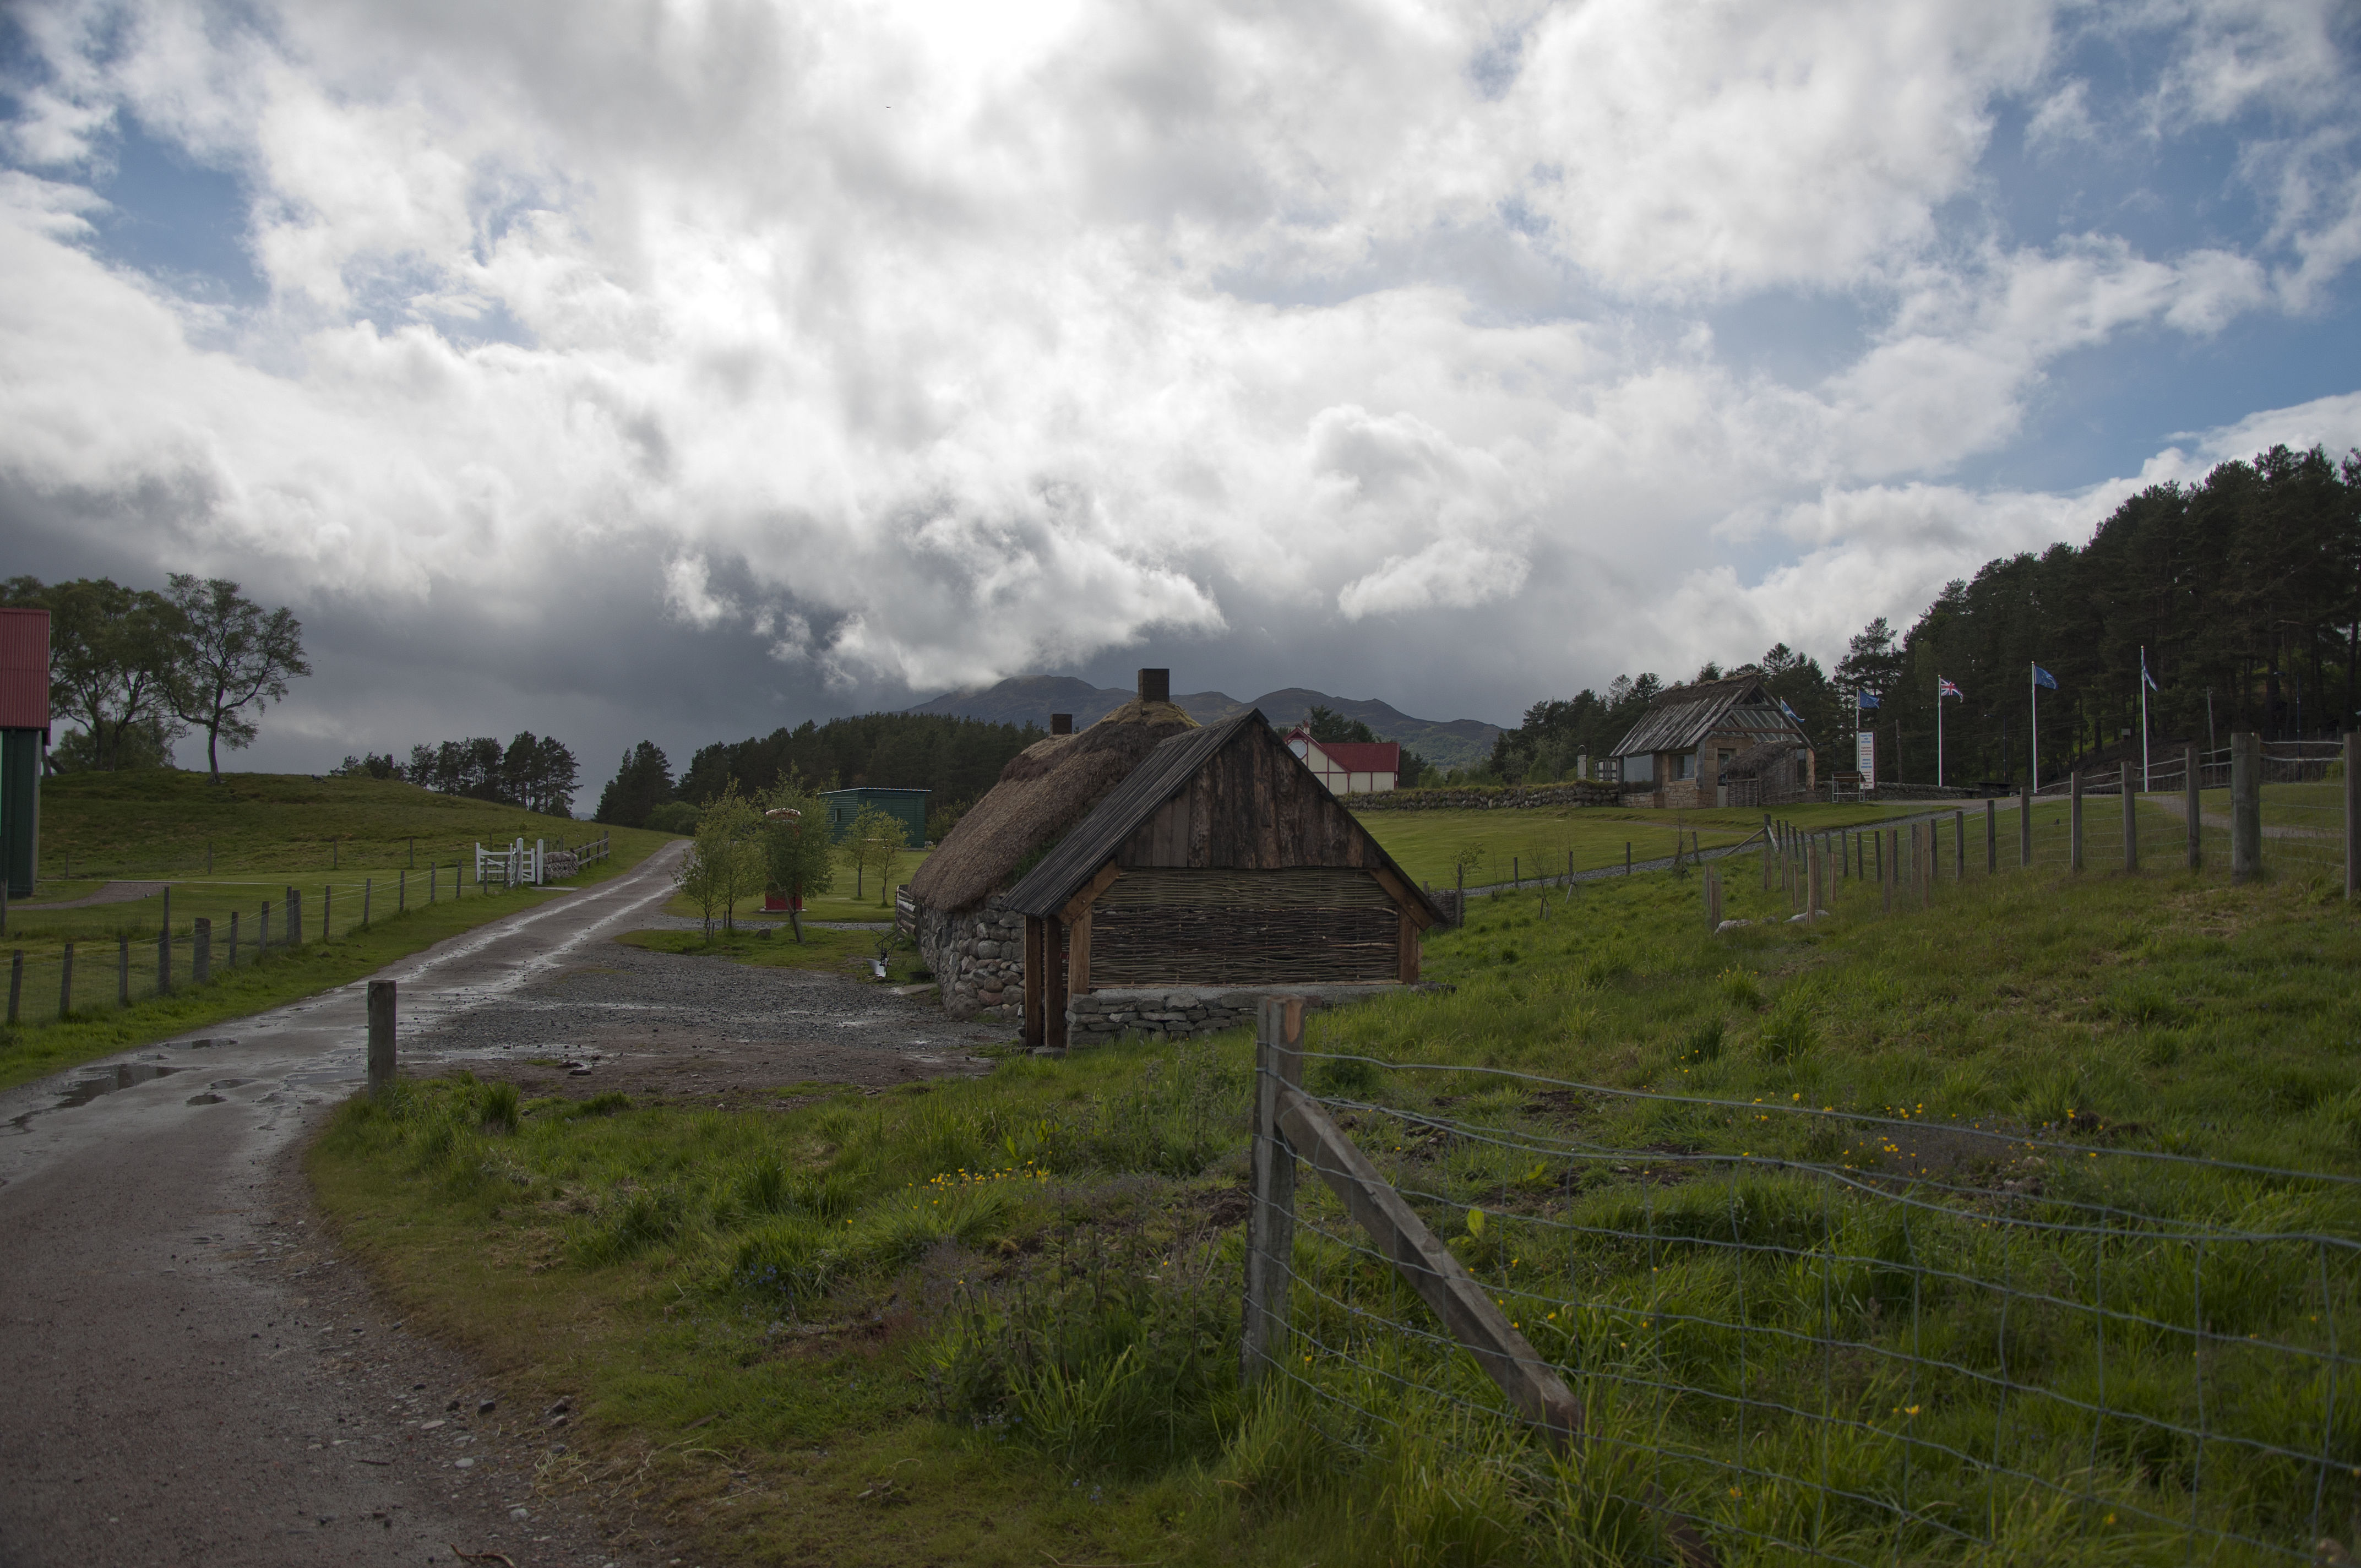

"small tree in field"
[675,837,727,938]
[760,772,835,942]
[682,782,761,935]
[842,804,909,904]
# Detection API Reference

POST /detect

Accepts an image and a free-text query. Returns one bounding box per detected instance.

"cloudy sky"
[3,0,2359,779]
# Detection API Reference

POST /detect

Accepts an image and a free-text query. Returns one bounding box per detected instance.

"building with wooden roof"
[1608,673,1814,809]
[1002,709,1443,1050]
[906,670,1199,1020]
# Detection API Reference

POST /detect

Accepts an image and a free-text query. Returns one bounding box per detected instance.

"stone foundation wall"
[1064,982,1408,1047]
[916,900,1026,1023]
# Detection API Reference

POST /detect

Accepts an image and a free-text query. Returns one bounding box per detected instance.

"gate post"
[367,979,398,1097]
[2121,765,2138,873]
[1242,995,1306,1386]
[2186,742,2202,871]
[2069,770,2085,872]
[2231,733,2262,882]
[2344,733,2357,900]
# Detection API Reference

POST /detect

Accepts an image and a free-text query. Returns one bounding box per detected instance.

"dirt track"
[0,842,1004,1568]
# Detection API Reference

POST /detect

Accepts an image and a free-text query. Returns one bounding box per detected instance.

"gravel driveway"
[0,841,1002,1568]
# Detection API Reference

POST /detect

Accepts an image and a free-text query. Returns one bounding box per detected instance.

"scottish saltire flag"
[1857,690,1881,709]
[2032,665,2059,690]
[1938,678,1962,698]
[2141,651,2158,691]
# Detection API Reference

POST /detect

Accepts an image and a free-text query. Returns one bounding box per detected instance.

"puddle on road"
[58,1063,181,1107]
[7,1063,184,1135]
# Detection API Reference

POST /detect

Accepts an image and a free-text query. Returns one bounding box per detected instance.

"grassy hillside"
[311,849,2361,1565]
[32,768,641,881]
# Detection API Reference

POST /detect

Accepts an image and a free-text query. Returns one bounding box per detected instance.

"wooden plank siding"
[1119,722,1385,876]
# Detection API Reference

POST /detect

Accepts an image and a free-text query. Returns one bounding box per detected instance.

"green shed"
[1,607,50,899]
[820,787,932,847]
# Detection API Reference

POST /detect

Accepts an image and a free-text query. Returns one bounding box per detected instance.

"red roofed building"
[1282,726,1400,796]
[1,606,50,897]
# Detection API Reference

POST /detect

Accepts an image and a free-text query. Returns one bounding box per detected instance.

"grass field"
[0,771,673,1091]
[309,843,2361,1565]
[615,925,932,986]
[1359,800,1926,889]
[658,846,934,929]
[31,767,640,879]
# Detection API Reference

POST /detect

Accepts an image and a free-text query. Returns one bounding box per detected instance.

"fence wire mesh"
[4,863,507,1028]
[1249,1051,2361,1565]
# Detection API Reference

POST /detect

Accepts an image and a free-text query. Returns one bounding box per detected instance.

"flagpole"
[2030,661,2039,791]
[1936,679,1944,790]
[2140,645,2151,793]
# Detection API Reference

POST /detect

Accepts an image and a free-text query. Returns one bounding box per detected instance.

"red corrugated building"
[1,606,50,897]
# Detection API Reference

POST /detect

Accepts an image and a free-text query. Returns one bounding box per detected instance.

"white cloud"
[0,0,2354,765]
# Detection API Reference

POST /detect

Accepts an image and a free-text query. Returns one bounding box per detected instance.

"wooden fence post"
[229,911,238,968]
[116,936,128,1005]
[2121,764,2138,873]
[193,918,210,984]
[1242,995,1307,1386]
[2069,770,2085,872]
[363,878,371,928]
[1274,1083,1582,1444]
[1985,798,1997,873]
[2186,742,2202,871]
[1952,810,1965,879]
[58,942,72,1019]
[2020,784,2033,867]
[368,979,398,1097]
[6,950,18,1025]
[2231,732,2262,882]
[2345,732,2357,900]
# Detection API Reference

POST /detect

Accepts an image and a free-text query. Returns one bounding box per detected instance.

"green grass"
[0,770,674,1090]
[310,849,2361,1565]
[1359,801,1934,890]
[656,846,933,929]
[614,925,933,986]
[32,767,659,879]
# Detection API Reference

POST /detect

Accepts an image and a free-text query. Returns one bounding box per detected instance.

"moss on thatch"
[909,699,1198,914]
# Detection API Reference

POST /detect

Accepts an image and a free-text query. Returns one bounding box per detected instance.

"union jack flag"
[1938,678,1963,699]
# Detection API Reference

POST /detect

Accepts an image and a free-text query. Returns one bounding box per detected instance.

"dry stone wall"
[1344,781,1622,810]
[916,898,1025,1022]
[1064,981,1412,1047]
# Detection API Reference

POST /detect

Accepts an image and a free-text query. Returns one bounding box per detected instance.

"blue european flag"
[2032,665,2058,690]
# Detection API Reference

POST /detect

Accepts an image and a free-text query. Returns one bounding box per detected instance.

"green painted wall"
[1,729,39,898]
[819,787,930,846]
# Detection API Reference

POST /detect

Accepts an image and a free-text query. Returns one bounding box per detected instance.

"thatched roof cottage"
[1001,709,1443,1049]
[907,669,1198,1021]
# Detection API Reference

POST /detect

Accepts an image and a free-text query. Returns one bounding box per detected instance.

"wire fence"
[3,863,508,1029]
[1246,1026,2361,1566]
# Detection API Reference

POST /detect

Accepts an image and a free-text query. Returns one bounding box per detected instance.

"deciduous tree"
[163,575,311,781]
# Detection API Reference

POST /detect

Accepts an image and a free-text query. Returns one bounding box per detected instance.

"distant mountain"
[902,677,1502,769]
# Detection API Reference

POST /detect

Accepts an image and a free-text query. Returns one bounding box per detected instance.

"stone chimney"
[1138,668,1169,705]
[1049,713,1073,735]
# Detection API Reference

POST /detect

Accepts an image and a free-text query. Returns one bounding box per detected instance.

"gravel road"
[0,841,1003,1568]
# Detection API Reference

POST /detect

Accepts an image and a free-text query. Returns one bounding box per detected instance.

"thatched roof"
[909,698,1199,913]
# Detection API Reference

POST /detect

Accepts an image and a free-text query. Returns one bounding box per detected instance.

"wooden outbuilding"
[1608,672,1814,809]
[1002,709,1444,1050]
[906,669,1199,1020]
